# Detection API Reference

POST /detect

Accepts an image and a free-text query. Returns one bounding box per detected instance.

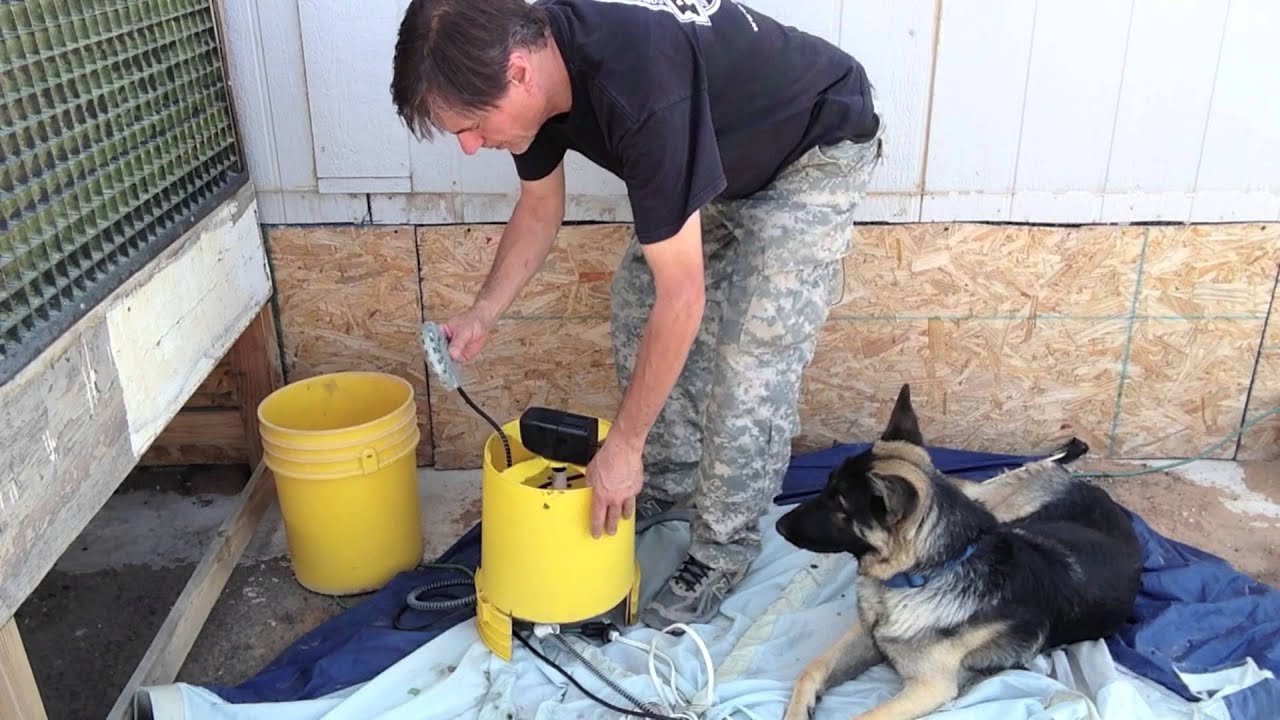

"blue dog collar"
[884,542,978,589]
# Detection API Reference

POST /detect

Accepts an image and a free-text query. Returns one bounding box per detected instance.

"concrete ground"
[13,456,1280,719]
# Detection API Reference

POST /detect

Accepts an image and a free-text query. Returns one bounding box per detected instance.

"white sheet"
[137,505,1269,720]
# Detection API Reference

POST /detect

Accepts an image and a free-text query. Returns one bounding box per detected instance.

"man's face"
[437,57,544,156]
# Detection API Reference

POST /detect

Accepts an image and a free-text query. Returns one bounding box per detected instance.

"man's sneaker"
[639,554,745,628]
[635,493,675,522]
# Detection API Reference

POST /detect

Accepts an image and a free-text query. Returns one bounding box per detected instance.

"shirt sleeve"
[512,131,568,182]
[617,92,726,244]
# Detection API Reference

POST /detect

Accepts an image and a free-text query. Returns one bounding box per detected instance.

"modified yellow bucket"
[474,415,641,660]
[258,371,424,595]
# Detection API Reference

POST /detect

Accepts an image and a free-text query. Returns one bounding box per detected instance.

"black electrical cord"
[457,385,512,468]
[513,630,685,720]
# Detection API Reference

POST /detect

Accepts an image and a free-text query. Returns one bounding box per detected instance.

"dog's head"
[775,384,935,563]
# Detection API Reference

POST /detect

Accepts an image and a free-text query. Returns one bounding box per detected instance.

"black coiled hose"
[405,577,477,611]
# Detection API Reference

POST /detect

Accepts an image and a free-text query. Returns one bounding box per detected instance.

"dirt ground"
[12,457,1280,719]
[1087,458,1280,587]
[13,464,483,720]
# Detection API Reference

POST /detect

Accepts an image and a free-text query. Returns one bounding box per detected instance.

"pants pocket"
[725,262,840,352]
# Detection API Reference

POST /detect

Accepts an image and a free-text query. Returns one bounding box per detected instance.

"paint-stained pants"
[610,127,884,573]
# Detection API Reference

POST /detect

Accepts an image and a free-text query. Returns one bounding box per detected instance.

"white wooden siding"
[1100,0,1230,222]
[220,0,1280,226]
[1010,0,1133,223]
[1190,0,1280,221]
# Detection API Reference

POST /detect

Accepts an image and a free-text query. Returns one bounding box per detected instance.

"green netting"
[0,0,246,383]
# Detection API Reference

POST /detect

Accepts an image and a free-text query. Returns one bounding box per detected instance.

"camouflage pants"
[611,125,884,574]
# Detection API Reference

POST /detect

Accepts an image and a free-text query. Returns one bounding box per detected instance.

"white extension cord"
[607,623,716,720]
[532,620,716,719]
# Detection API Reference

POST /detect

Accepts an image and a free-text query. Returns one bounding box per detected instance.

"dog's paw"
[782,698,816,720]
[784,668,825,720]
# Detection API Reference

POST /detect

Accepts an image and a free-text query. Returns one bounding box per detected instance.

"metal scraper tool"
[421,322,463,390]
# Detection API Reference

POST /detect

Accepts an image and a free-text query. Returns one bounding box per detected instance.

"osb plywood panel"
[838,224,1145,320]
[794,318,1128,458]
[418,224,631,320]
[429,317,621,468]
[1240,309,1280,461]
[269,225,433,465]
[1137,224,1279,317]
[1112,319,1265,458]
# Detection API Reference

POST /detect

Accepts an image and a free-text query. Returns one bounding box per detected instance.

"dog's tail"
[1047,437,1089,465]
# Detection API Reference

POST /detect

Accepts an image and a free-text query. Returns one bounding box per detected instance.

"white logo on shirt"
[591,0,722,26]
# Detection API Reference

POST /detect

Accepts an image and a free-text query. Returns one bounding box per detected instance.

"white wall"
[220,0,1280,226]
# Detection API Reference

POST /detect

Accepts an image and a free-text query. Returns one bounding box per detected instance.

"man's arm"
[587,208,705,537]
[611,210,706,449]
[471,160,567,325]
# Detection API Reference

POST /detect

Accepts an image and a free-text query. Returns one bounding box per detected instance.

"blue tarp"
[204,443,1280,717]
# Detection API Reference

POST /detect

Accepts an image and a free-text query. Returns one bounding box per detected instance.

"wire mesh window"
[0,0,246,385]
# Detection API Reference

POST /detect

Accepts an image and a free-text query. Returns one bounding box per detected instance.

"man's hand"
[585,434,644,538]
[441,305,496,363]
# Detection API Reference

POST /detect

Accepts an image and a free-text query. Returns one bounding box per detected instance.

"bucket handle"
[360,447,379,474]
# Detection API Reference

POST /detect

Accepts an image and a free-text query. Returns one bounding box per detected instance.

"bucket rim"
[258,370,417,438]
[263,417,419,458]
[265,426,420,480]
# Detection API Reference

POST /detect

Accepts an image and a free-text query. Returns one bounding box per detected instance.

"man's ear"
[880,383,924,446]
[869,472,919,526]
[508,49,532,88]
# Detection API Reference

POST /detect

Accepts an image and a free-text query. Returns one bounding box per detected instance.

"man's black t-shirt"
[512,0,879,244]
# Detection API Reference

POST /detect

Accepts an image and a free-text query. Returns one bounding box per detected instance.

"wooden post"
[0,617,48,720]
[227,303,285,469]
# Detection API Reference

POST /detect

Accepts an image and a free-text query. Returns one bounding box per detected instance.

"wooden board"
[418,224,632,321]
[184,360,238,408]
[411,220,1279,465]
[1192,0,1280,221]
[137,409,248,467]
[428,317,621,469]
[1239,272,1280,461]
[920,0,1036,220]
[1136,224,1280,318]
[142,305,285,467]
[268,225,433,465]
[1111,319,1265,458]
[1010,0,1132,223]
[837,224,1146,320]
[297,0,410,185]
[0,180,271,623]
[226,304,286,468]
[795,318,1128,457]
[1109,223,1277,457]
[840,0,937,199]
[1101,0,1229,222]
[0,619,46,720]
[418,224,630,467]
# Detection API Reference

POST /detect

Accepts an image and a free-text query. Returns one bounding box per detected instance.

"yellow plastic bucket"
[258,371,424,595]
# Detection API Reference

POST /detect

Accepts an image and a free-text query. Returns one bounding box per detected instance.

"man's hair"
[391,0,552,140]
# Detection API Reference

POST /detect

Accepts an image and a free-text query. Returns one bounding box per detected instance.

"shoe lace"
[673,556,713,592]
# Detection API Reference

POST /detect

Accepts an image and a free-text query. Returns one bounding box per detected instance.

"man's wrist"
[471,296,502,328]
[607,417,648,453]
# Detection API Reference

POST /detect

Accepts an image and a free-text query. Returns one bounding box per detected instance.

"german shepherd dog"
[776,384,1143,720]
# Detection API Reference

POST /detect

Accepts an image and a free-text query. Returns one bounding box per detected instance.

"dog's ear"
[868,472,919,527]
[880,383,924,446]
